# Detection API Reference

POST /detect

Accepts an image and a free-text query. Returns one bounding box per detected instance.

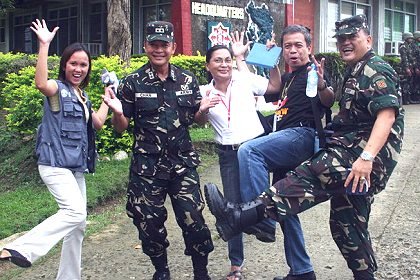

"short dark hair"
[280,25,312,47]
[205,45,233,82]
[58,42,92,89]
[205,45,233,63]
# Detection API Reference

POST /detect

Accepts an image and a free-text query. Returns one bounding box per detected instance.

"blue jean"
[238,127,316,275]
[217,148,244,267]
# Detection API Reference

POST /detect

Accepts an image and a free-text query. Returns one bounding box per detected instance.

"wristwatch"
[360,151,375,161]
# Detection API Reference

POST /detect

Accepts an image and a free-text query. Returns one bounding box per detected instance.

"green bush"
[1,53,209,156]
[315,52,403,101]
[171,55,208,84]
[0,52,59,107]
[315,53,345,87]
[381,55,402,76]
[0,51,405,156]
[3,67,46,134]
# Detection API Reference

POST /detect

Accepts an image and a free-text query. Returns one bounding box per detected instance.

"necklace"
[281,75,296,100]
[74,87,87,104]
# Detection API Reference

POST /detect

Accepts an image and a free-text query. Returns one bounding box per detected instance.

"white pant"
[6,165,87,280]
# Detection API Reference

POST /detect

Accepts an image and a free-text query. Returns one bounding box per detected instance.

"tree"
[0,0,14,14]
[107,0,132,65]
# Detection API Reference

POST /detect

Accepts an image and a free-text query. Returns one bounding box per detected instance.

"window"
[48,6,78,55]
[13,13,38,53]
[0,19,5,43]
[326,0,371,52]
[89,2,107,43]
[88,2,107,56]
[139,0,172,52]
[384,0,416,54]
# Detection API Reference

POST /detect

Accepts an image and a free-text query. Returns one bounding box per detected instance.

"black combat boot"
[151,252,170,280]
[204,183,267,242]
[243,221,276,243]
[192,254,211,280]
[273,271,316,280]
[352,269,375,280]
[152,271,170,280]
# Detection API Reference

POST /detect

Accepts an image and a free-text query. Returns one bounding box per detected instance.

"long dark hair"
[205,45,233,82]
[58,42,92,89]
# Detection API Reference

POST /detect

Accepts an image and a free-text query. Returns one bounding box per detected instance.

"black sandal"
[1,249,31,268]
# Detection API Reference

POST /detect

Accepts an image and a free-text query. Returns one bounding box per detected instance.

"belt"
[217,144,241,151]
[297,120,316,128]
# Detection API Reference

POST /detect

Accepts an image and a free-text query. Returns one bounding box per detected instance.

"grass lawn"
[0,126,217,240]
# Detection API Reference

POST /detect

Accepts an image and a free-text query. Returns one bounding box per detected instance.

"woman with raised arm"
[195,31,281,280]
[0,19,113,280]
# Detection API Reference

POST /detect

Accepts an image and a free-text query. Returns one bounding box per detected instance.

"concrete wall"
[190,0,285,55]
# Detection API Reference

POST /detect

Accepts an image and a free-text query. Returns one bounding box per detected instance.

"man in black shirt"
[237,25,334,280]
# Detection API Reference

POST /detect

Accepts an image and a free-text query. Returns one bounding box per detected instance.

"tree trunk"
[107,0,132,65]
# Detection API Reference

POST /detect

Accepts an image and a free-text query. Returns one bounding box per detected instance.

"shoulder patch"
[375,79,387,89]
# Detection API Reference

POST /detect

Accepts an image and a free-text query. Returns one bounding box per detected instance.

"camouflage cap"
[402,32,414,40]
[333,14,369,38]
[412,31,420,39]
[146,21,174,43]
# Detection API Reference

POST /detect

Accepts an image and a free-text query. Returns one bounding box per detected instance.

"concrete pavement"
[1,104,419,280]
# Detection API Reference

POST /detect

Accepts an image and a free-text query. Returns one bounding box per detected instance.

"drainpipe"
[284,0,295,72]
[171,0,192,55]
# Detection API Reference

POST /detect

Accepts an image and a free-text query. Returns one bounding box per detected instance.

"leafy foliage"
[3,67,45,134]
[1,51,404,156]
[315,53,404,101]
[170,55,207,85]
[0,53,209,156]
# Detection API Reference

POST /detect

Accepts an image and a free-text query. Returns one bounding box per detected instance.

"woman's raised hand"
[30,19,59,45]
[230,30,251,59]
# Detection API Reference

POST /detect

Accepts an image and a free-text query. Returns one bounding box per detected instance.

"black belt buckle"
[218,144,241,151]
[230,144,240,150]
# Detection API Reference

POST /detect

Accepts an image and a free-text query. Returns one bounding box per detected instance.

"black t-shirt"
[265,62,325,131]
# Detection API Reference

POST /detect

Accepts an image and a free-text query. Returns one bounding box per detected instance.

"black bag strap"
[310,98,326,148]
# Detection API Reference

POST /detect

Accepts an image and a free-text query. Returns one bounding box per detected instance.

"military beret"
[146,21,174,43]
[402,32,414,40]
[413,31,420,40]
[333,14,369,38]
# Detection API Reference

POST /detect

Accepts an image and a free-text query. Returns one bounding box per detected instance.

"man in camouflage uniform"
[413,31,420,96]
[398,32,417,104]
[204,15,404,280]
[105,21,213,280]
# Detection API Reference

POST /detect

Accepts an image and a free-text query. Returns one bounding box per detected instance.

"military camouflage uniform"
[399,37,418,103]
[118,62,214,260]
[414,32,420,95]
[260,50,404,278]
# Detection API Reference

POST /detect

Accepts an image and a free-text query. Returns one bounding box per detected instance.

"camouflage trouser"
[262,145,397,278]
[126,168,214,259]
[401,73,420,104]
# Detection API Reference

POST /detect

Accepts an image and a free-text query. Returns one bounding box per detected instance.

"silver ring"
[360,176,366,181]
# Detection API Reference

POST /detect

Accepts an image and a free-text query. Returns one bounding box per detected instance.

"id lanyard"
[273,75,295,131]
[210,80,233,128]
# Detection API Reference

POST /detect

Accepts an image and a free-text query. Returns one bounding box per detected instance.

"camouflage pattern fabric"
[399,41,420,102]
[145,21,174,43]
[333,14,369,38]
[118,62,202,179]
[260,50,404,276]
[119,62,213,258]
[399,40,416,70]
[126,168,213,258]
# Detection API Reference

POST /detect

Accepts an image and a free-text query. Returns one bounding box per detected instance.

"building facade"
[0,0,418,57]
